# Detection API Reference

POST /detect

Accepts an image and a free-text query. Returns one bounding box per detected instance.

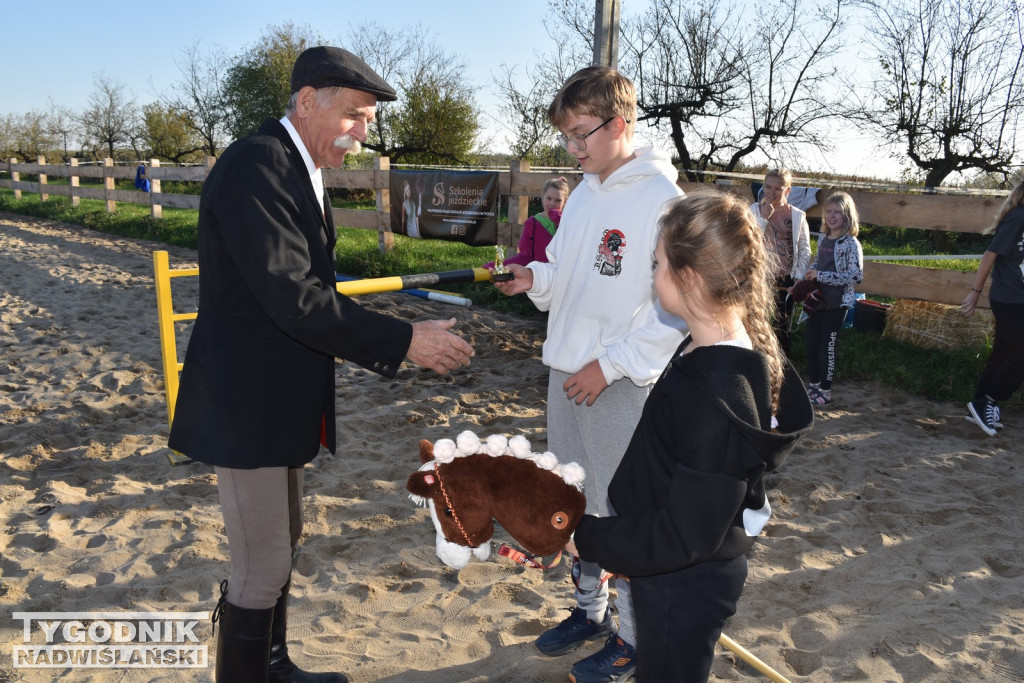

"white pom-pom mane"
[456,430,482,455]
[423,431,585,488]
[432,439,457,463]
[484,434,508,457]
[560,462,586,489]
[508,434,532,458]
[535,452,558,471]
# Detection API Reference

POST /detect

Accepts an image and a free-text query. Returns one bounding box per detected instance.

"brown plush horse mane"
[406,432,587,569]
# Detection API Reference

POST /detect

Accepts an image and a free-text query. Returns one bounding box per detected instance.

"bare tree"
[522,0,846,179]
[859,0,1024,187]
[492,0,590,161]
[622,0,846,179]
[46,100,78,162]
[546,0,600,58]
[618,0,747,178]
[164,40,230,156]
[733,0,845,166]
[79,74,138,159]
[494,45,585,162]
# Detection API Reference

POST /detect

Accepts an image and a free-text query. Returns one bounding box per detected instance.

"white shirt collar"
[280,115,324,212]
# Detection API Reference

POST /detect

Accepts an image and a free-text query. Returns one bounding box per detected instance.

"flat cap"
[291,45,397,102]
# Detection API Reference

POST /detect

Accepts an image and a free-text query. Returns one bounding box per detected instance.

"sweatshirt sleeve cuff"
[597,355,623,386]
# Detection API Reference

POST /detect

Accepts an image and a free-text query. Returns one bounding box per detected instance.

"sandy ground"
[0,212,1021,682]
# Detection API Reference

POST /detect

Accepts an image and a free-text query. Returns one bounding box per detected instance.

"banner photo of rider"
[389,170,498,246]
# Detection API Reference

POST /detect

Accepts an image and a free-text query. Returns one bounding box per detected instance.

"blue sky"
[3,1,554,136]
[3,0,901,179]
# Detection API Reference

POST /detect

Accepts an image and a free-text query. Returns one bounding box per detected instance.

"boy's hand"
[564,360,608,406]
[492,263,533,295]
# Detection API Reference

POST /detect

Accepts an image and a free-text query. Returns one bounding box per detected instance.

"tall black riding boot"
[269,580,348,683]
[212,580,274,683]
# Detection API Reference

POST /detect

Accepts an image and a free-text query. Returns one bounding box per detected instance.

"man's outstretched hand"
[407,318,475,375]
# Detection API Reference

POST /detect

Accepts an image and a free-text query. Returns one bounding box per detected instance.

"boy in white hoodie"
[495,65,685,683]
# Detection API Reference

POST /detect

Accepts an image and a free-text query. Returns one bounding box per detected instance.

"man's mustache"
[334,135,361,155]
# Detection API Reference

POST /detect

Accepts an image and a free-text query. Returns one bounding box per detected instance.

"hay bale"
[882,299,995,351]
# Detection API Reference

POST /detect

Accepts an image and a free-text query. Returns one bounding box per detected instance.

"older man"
[168,46,474,682]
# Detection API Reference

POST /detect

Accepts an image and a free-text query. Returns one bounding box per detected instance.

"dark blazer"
[168,118,412,468]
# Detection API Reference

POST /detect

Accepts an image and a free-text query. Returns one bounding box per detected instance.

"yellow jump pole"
[153,251,181,429]
[718,633,792,683]
[335,268,492,297]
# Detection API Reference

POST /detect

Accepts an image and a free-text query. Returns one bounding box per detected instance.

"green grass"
[858,224,987,272]
[788,324,1013,406]
[0,186,1014,404]
[0,189,199,248]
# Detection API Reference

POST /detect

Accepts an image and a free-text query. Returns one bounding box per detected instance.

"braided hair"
[659,192,785,411]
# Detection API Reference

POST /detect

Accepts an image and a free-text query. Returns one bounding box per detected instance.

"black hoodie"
[574,340,813,577]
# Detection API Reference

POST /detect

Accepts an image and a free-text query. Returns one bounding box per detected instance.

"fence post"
[507,159,530,254]
[11,158,20,199]
[375,156,394,253]
[104,157,115,212]
[150,158,162,218]
[69,157,80,207]
[37,155,48,202]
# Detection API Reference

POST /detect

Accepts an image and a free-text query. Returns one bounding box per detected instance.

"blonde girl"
[567,192,813,681]
[803,191,864,405]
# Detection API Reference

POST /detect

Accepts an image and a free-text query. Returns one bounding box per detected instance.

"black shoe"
[964,404,1003,430]
[967,397,999,437]
[212,580,273,683]
[535,607,612,657]
[270,580,348,683]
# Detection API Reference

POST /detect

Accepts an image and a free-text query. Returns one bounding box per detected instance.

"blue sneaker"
[535,607,612,656]
[569,634,637,682]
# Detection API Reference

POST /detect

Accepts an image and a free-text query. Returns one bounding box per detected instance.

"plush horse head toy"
[406,431,587,569]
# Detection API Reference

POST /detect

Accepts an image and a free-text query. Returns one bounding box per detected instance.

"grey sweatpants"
[548,368,651,647]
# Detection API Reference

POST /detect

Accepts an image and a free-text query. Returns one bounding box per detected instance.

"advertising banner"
[390,170,498,246]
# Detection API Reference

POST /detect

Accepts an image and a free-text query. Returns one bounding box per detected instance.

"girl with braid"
[566,193,813,682]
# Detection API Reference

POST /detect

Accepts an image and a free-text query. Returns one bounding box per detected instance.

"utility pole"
[593,0,621,68]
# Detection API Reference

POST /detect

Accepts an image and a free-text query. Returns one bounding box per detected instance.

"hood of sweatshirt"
[671,344,814,474]
[582,146,679,194]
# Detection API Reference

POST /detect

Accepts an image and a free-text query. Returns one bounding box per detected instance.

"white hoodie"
[527,146,687,386]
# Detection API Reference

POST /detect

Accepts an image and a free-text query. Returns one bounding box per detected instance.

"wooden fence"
[1,157,1004,308]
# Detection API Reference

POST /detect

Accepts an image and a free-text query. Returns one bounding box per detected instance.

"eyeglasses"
[557,116,627,151]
